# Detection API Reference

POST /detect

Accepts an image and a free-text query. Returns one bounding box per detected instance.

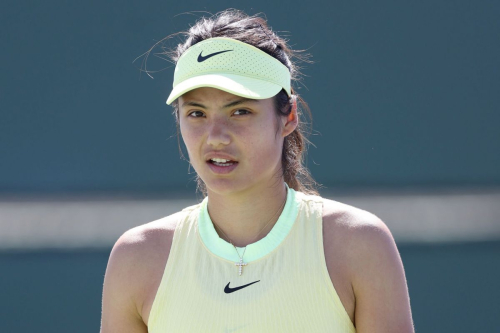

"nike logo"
[197,49,233,62]
[224,280,260,294]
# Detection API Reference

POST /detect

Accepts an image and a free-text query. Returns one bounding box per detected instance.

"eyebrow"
[181,98,258,109]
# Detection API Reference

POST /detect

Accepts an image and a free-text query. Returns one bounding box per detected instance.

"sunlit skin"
[178,87,298,247]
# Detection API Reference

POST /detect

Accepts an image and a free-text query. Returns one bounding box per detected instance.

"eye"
[187,109,251,118]
[187,110,204,118]
[233,109,251,116]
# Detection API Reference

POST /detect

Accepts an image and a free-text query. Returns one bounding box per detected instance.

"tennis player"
[101,9,414,333]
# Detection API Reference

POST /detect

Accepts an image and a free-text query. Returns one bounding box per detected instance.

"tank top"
[148,184,356,333]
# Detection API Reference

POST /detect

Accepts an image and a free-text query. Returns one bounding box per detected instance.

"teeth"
[211,158,231,163]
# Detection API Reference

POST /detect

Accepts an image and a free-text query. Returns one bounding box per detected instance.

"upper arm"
[100,230,148,333]
[350,216,415,333]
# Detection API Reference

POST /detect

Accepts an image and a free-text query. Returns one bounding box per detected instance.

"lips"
[207,159,239,174]
[205,152,238,162]
[208,159,237,164]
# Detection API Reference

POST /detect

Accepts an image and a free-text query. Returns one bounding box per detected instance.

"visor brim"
[166,73,284,105]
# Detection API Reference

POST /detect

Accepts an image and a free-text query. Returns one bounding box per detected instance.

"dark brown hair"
[140,9,323,197]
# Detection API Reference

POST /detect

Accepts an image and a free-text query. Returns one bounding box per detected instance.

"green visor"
[166,37,291,105]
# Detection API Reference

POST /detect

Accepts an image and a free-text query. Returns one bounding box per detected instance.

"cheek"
[244,124,282,164]
[179,123,201,156]
[180,121,202,146]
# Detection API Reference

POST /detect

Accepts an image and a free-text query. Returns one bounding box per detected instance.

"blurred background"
[1,1,499,332]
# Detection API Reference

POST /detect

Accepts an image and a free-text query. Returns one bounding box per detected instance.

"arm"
[100,230,148,333]
[351,217,415,332]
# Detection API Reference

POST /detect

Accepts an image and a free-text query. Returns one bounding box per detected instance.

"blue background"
[2,1,499,194]
[1,1,499,332]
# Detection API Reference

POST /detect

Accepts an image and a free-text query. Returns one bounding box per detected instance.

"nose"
[206,118,231,147]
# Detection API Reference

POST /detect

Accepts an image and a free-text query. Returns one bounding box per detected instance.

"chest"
[141,206,356,328]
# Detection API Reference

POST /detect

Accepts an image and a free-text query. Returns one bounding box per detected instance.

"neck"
[206,181,288,248]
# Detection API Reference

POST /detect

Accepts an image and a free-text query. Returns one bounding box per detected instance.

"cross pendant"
[235,258,248,276]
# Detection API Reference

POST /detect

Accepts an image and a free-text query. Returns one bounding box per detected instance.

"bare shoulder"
[322,197,390,273]
[117,210,183,251]
[322,198,414,332]
[322,197,395,262]
[101,210,185,331]
[322,197,385,229]
[321,198,388,324]
[111,210,183,273]
[112,210,184,305]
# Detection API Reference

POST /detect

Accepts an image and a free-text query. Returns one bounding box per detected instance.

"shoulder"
[110,210,184,267]
[321,197,391,257]
[115,210,184,250]
[321,197,394,256]
[322,198,414,332]
[321,197,401,284]
[321,198,391,293]
[103,210,186,317]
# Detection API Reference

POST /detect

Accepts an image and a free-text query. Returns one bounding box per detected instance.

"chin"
[203,178,247,196]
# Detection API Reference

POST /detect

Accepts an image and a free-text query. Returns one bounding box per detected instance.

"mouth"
[207,159,239,174]
[208,159,237,166]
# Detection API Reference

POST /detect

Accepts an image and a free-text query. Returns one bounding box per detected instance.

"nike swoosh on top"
[224,280,260,294]
[197,50,233,62]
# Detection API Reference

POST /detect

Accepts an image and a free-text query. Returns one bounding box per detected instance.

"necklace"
[211,185,288,276]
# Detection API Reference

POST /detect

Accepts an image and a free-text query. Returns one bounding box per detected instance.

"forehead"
[180,87,238,103]
[179,87,272,108]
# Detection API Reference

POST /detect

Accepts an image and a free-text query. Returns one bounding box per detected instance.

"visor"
[166,37,291,105]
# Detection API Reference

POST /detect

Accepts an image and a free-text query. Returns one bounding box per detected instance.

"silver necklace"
[211,186,288,276]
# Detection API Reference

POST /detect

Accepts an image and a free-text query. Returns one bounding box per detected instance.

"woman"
[101,9,414,333]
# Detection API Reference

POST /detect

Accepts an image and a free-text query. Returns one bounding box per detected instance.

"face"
[178,87,297,196]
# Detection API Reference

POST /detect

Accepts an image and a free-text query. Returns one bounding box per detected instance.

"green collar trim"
[198,183,300,263]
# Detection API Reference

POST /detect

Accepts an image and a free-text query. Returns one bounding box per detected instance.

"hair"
[140,9,324,198]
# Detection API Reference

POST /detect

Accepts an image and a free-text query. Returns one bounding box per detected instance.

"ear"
[282,95,298,137]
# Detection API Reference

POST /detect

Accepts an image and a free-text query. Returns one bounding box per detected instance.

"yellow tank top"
[148,185,356,332]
